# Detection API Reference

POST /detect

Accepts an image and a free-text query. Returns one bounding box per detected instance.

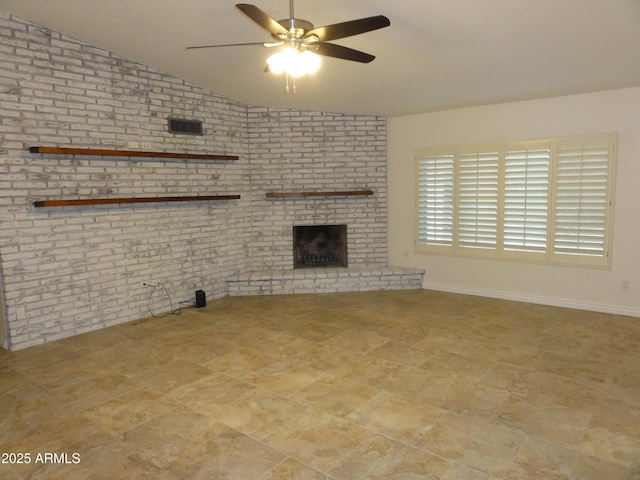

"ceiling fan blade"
[186,42,278,50]
[314,43,375,63]
[235,3,290,37]
[303,15,390,42]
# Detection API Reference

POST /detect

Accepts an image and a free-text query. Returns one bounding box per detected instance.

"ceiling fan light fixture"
[267,47,321,78]
[188,3,390,93]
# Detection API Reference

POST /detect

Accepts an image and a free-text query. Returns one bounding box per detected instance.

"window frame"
[414,134,616,268]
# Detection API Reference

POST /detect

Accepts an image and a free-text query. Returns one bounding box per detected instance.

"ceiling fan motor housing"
[275,18,314,40]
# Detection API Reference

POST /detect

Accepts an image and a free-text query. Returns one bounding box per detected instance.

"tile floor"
[1,289,639,479]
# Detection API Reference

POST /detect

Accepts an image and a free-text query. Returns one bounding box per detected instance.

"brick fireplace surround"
[0,11,422,350]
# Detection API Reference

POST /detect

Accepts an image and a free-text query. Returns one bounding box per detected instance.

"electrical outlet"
[128,141,139,149]
[141,142,152,150]
[621,280,630,291]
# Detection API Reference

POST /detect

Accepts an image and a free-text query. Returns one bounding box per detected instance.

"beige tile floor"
[1,289,639,479]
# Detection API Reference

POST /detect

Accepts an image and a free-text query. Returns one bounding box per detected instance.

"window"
[415,134,616,267]
[503,141,551,261]
[416,149,454,251]
[457,147,500,255]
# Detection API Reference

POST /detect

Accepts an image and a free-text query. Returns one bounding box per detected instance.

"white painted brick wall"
[0,12,250,350]
[0,11,404,351]
[246,107,388,271]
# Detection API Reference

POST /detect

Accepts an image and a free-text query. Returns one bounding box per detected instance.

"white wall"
[0,272,6,349]
[388,87,640,316]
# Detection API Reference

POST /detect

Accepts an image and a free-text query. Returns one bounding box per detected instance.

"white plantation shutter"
[457,149,499,254]
[414,134,614,267]
[552,136,614,266]
[416,150,455,252]
[503,143,551,259]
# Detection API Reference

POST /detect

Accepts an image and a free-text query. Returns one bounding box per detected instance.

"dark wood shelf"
[266,190,374,199]
[29,146,239,161]
[33,195,241,208]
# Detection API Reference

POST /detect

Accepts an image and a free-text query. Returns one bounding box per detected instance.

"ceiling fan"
[187,1,390,92]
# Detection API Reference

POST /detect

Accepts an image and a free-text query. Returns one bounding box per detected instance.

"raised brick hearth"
[228,267,424,296]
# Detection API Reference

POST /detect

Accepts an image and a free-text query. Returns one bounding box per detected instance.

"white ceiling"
[2,0,640,117]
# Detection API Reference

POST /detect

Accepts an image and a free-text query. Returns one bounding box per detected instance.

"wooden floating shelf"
[29,146,239,161]
[266,190,374,199]
[33,195,241,208]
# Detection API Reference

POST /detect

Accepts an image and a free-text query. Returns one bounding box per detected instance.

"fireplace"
[293,224,347,268]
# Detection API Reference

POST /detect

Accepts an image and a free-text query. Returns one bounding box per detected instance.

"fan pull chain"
[285,72,296,93]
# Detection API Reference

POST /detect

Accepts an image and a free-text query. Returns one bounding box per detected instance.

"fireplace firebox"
[293,224,347,268]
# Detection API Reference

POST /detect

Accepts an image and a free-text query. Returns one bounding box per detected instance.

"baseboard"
[422,282,640,318]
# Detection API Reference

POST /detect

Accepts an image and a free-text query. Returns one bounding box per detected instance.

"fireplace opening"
[293,224,347,269]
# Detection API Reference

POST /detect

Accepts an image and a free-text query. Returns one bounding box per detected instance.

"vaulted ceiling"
[2,0,640,116]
